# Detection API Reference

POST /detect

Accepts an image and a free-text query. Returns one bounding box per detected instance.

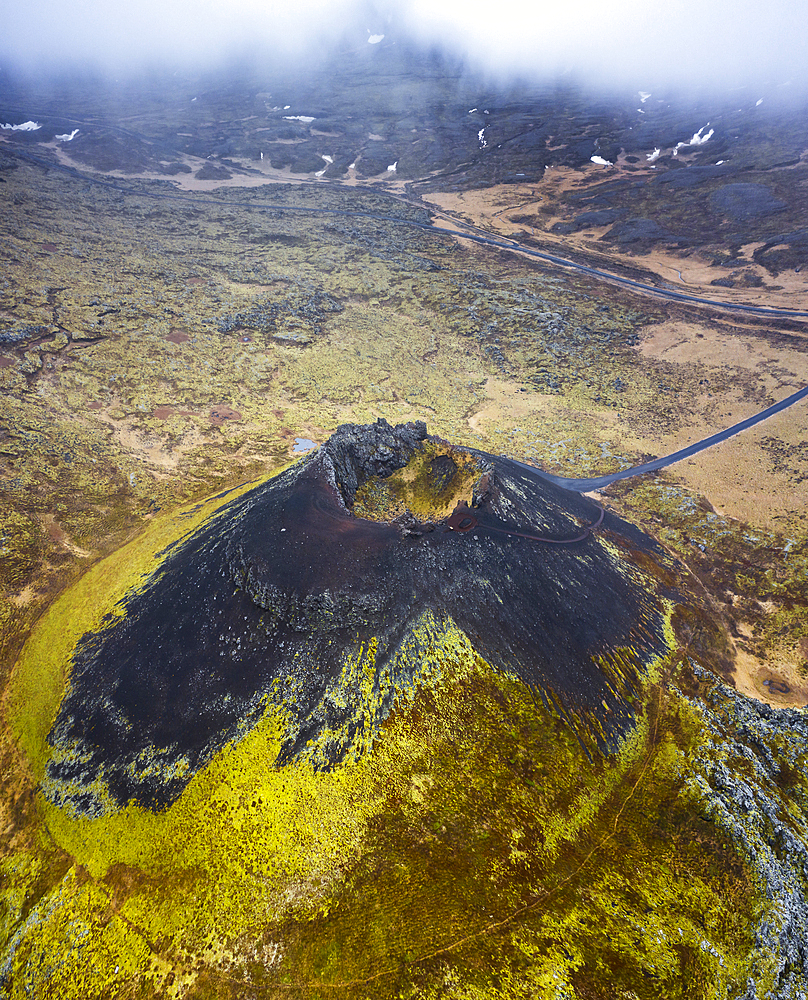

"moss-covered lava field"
[2,56,808,999]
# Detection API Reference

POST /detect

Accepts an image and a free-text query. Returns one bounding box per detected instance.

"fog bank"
[2,0,806,94]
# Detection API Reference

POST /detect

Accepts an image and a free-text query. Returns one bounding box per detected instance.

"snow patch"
[55,129,79,142]
[477,128,487,149]
[321,154,333,164]
[590,155,612,166]
[690,125,714,145]
[756,98,764,106]
[387,161,397,172]
[283,115,315,124]
[1,120,41,131]
[367,33,384,44]
[639,91,652,103]
[468,108,478,113]
[673,124,714,155]
[647,148,661,162]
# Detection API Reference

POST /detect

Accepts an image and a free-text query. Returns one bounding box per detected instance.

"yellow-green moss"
[0,165,778,1000]
[3,650,762,1000]
[6,473,277,781]
[296,610,479,769]
[353,441,483,524]
[3,457,762,1000]
[1,458,761,1000]
[251,661,758,1000]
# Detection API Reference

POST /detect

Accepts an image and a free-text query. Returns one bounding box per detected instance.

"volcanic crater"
[46,419,676,814]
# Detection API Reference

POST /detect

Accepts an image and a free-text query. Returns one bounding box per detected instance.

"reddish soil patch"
[0,357,16,368]
[185,277,206,286]
[166,330,191,344]
[46,520,65,543]
[209,406,242,426]
[153,406,198,420]
[40,243,58,253]
[87,401,104,410]
[272,409,286,419]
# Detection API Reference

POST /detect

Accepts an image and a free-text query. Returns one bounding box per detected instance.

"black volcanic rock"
[45,420,674,814]
[195,161,232,180]
[552,208,622,233]
[656,164,735,189]
[601,217,680,246]
[356,148,400,177]
[576,208,622,227]
[753,227,808,273]
[709,183,787,221]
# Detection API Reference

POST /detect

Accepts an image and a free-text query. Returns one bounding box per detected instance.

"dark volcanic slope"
[46,420,674,814]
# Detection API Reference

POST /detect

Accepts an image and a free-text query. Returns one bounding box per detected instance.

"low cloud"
[2,0,806,93]
[402,0,808,92]
[1,0,362,75]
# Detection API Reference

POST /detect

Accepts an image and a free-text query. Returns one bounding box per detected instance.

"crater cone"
[46,419,676,814]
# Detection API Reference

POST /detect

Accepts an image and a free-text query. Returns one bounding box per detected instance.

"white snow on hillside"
[1,121,41,131]
[673,124,714,155]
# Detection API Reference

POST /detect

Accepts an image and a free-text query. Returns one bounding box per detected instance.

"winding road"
[507,384,808,492]
[426,224,808,320]
[7,145,808,321]
[5,144,808,489]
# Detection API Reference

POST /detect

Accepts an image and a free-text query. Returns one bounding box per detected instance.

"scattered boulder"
[159,161,192,175]
[553,208,622,233]
[195,162,232,180]
[601,217,681,247]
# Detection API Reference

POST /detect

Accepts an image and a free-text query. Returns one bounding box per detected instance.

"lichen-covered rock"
[683,667,808,998]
